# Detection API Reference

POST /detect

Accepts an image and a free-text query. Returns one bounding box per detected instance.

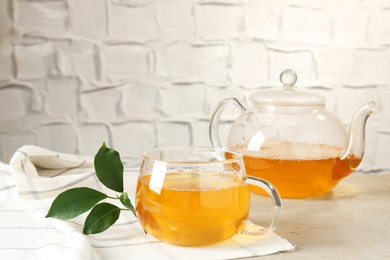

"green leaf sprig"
[46,142,136,235]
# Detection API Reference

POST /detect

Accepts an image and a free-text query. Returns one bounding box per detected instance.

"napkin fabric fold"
[7,145,294,260]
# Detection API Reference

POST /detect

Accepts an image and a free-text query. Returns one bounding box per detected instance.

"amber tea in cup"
[135,147,281,246]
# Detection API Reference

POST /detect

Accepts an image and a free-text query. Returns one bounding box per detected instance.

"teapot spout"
[334,101,376,180]
[341,101,376,160]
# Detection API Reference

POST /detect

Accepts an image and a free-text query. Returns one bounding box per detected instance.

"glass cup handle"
[240,176,282,235]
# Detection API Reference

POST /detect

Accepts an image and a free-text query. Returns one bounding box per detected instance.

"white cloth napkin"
[8,145,295,260]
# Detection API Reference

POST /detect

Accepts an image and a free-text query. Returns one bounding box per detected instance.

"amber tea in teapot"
[240,143,361,198]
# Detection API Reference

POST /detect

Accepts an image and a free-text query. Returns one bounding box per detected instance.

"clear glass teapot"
[209,69,376,198]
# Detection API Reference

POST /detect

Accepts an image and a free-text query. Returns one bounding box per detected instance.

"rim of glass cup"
[142,146,243,165]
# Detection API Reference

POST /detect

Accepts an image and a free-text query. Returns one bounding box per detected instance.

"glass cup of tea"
[135,146,281,246]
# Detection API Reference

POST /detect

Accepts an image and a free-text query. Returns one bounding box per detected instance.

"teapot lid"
[249,69,325,106]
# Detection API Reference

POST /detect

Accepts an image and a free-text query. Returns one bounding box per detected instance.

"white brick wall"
[18,1,68,38]
[109,4,160,42]
[71,0,107,40]
[0,0,389,172]
[195,4,242,41]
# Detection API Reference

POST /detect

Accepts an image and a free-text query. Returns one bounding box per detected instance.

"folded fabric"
[8,145,295,260]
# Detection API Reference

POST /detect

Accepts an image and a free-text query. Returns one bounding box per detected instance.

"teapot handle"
[209,97,247,148]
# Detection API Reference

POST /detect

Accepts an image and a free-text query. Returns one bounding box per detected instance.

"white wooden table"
[1,164,389,259]
[249,173,390,259]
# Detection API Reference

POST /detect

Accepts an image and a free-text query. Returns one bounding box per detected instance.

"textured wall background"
[0,0,389,171]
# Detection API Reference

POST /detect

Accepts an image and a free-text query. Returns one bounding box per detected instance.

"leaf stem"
[107,195,118,200]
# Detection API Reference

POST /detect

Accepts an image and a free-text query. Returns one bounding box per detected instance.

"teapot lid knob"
[280,69,297,86]
[249,69,325,106]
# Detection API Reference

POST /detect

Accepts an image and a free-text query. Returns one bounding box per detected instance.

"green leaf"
[46,187,107,220]
[83,203,121,235]
[119,192,136,216]
[94,142,124,192]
